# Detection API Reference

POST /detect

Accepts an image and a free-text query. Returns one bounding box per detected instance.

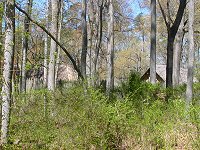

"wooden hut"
[141,65,198,84]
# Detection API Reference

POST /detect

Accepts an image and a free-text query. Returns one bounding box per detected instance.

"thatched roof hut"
[141,65,198,84]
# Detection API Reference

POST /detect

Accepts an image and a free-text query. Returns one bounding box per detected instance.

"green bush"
[4,80,199,149]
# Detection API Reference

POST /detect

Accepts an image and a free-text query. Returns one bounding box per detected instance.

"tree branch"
[166,0,173,25]
[158,0,170,29]
[14,3,84,80]
[171,0,187,37]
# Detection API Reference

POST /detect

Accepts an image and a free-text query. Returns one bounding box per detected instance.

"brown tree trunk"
[166,33,174,88]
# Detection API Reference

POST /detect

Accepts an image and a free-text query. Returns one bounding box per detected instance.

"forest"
[0,0,199,149]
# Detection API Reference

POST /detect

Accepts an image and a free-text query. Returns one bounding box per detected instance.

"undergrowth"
[4,73,200,149]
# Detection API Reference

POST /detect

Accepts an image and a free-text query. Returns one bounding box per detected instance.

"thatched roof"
[141,65,198,84]
[57,64,78,81]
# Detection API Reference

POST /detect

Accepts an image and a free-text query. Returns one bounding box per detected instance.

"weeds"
[4,74,200,149]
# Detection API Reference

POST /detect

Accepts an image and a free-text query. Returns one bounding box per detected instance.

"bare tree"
[48,0,59,90]
[150,0,156,84]
[1,0,15,144]
[158,0,187,88]
[81,0,88,78]
[106,0,114,94]
[21,0,33,92]
[186,0,195,104]
[15,3,83,79]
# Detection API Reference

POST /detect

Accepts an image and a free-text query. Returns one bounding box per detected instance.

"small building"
[141,65,198,85]
[57,64,78,81]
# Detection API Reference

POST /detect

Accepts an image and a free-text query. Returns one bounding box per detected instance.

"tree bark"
[1,0,15,144]
[48,0,59,91]
[43,0,51,87]
[0,2,4,75]
[106,0,114,94]
[21,0,32,92]
[173,20,184,86]
[166,32,174,88]
[93,0,104,87]
[166,1,186,88]
[150,0,156,84]
[55,0,63,87]
[186,0,195,104]
[158,0,186,88]
[81,0,88,78]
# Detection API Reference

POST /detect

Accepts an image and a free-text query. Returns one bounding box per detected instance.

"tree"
[81,0,88,79]
[87,0,104,86]
[186,0,195,104]
[158,0,187,88]
[21,0,33,92]
[55,0,63,86]
[43,0,51,87]
[150,0,156,84]
[15,3,83,80]
[106,0,114,94]
[93,0,104,86]
[1,0,15,144]
[0,2,4,75]
[173,19,184,86]
[48,0,59,90]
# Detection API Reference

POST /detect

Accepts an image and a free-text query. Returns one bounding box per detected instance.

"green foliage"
[116,72,162,114]
[4,81,200,149]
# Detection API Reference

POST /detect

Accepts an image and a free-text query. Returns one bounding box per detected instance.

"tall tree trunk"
[87,0,94,85]
[48,0,59,91]
[55,0,63,86]
[81,0,88,79]
[43,0,51,87]
[0,2,4,75]
[106,0,114,94]
[173,20,184,86]
[1,0,15,144]
[43,27,48,87]
[150,0,156,84]
[21,0,32,92]
[186,0,195,104]
[166,2,186,88]
[158,0,186,89]
[93,0,103,87]
[166,33,174,88]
